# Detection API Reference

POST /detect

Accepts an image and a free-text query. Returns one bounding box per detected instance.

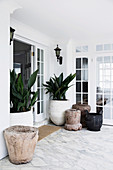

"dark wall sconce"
[10,27,15,45]
[54,45,63,65]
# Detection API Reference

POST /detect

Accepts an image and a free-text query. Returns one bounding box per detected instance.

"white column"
[0,0,21,160]
[0,3,10,160]
[33,46,37,122]
[88,44,96,112]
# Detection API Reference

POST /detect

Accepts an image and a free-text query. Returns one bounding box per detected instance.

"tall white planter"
[49,100,70,125]
[10,109,33,127]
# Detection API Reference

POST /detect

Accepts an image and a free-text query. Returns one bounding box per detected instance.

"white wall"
[0,0,21,160]
[10,18,56,121]
[66,40,76,106]
[10,18,68,76]
[52,41,67,77]
[0,2,10,160]
[10,2,113,121]
[10,18,76,119]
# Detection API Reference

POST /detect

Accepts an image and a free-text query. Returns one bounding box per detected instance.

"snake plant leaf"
[28,69,38,90]
[10,69,39,112]
[10,69,16,84]
[16,74,24,94]
[17,101,26,111]
[29,90,38,108]
[58,73,63,86]
[63,73,76,85]
[43,72,76,100]
[43,84,50,88]
[12,89,23,100]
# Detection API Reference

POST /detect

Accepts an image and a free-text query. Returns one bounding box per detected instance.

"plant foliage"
[10,69,38,112]
[43,73,76,100]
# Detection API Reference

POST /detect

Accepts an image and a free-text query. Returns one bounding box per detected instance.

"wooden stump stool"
[72,104,91,127]
[65,109,82,131]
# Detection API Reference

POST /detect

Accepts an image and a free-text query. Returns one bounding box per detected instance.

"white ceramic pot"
[49,100,70,125]
[10,109,33,126]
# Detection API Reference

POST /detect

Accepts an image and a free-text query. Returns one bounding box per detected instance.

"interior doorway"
[13,38,46,123]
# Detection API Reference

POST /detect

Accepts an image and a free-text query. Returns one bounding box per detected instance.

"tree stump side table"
[72,104,91,127]
[65,109,82,131]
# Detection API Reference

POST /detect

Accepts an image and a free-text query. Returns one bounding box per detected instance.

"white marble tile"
[0,126,113,170]
[20,167,49,170]
[0,167,20,170]
[31,157,48,167]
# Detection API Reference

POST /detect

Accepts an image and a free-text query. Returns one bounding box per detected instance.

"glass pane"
[41,76,44,87]
[111,56,113,69]
[76,94,81,104]
[104,95,111,106]
[76,82,81,92]
[111,70,113,81]
[41,101,44,113]
[76,70,81,80]
[83,94,88,104]
[82,46,88,52]
[96,94,103,106]
[37,49,40,61]
[112,95,113,105]
[96,107,103,114]
[96,57,104,93]
[37,76,40,87]
[76,58,81,69]
[104,44,111,51]
[96,84,103,93]
[37,102,40,114]
[41,63,44,74]
[76,46,81,52]
[38,89,40,100]
[105,69,110,76]
[37,62,40,73]
[103,81,110,94]
[111,84,113,95]
[41,88,44,100]
[41,50,44,62]
[97,56,103,63]
[99,70,103,81]
[112,107,113,119]
[13,63,21,74]
[82,58,88,68]
[104,107,111,119]
[104,56,110,64]
[82,82,88,92]
[82,70,88,81]
[96,45,103,51]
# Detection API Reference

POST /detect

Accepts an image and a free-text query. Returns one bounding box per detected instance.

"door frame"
[10,34,47,123]
[95,53,113,125]
[74,56,89,105]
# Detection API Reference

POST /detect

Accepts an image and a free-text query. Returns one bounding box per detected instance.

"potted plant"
[43,72,76,125]
[10,69,38,126]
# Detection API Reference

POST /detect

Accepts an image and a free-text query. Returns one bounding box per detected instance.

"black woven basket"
[85,110,103,131]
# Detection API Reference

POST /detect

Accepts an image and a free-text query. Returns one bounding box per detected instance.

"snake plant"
[43,73,76,100]
[10,69,38,112]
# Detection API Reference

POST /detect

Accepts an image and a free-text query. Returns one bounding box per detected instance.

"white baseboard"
[34,118,50,128]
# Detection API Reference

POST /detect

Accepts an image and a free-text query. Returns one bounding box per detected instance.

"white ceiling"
[12,0,113,41]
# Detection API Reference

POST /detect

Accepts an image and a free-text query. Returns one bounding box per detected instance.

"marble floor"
[0,125,113,170]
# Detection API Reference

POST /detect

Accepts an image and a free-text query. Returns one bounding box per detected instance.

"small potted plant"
[10,69,38,126]
[43,72,76,125]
